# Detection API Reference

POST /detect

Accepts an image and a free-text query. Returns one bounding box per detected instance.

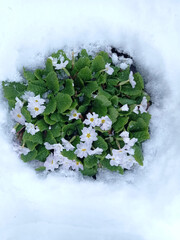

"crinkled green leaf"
[61,150,77,160]
[55,93,72,113]
[51,123,61,138]
[92,101,107,117]
[93,136,108,151]
[111,96,119,106]
[46,71,59,93]
[45,58,54,73]
[43,97,56,115]
[84,155,98,168]
[81,166,98,176]
[36,145,50,162]
[82,81,98,98]
[23,131,43,144]
[21,106,31,122]
[113,116,129,132]
[75,57,91,71]
[44,130,57,144]
[62,79,75,96]
[44,114,56,125]
[94,95,111,107]
[117,67,130,82]
[25,141,37,151]
[108,107,119,124]
[23,68,36,81]
[27,82,47,96]
[133,144,144,166]
[2,81,27,100]
[92,55,105,72]
[98,51,112,63]
[36,119,49,131]
[21,149,37,162]
[78,66,92,81]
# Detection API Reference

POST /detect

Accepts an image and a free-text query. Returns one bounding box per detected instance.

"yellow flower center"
[35,100,38,102]
[51,160,53,164]
[119,150,122,153]
[112,158,115,160]
[101,119,105,124]
[82,148,86,152]
[17,114,21,118]
[73,113,77,117]
[86,133,91,138]
[90,118,94,122]
[76,162,79,165]
[34,107,39,111]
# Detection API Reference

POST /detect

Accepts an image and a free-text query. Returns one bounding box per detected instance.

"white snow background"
[0,0,180,239]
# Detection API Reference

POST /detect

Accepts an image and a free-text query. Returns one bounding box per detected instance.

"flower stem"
[69,135,76,143]
[63,68,70,77]
[119,79,129,86]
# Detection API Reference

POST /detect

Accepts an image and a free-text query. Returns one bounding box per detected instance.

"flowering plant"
[2,49,151,176]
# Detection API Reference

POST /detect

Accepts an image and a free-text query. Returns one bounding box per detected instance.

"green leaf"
[78,66,92,81]
[34,69,44,80]
[81,166,98,176]
[98,51,112,63]
[111,96,119,106]
[21,106,31,122]
[35,166,46,171]
[36,145,50,162]
[62,79,75,96]
[118,67,130,82]
[78,105,88,115]
[45,58,54,73]
[94,94,112,107]
[36,119,49,131]
[61,150,77,160]
[113,116,129,132]
[50,112,67,123]
[108,107,119,124]
[21,149,37,162]
[133,144,144,166]
[51,123,61,138]
[25,141,37,151]
[92,55,105,72]
[43,97,56,115]
[2,82,27,100]
[80,49,89,57]
[84,155,98,168]
[128,118,150,142]
[134,72,144,89]
[23,131,43,144]
[46,71,59,93]
[92,102,107,117]
[98,87,111,99]
[44,114,56,125]
[23,68,36,81]
[93,136,108,151]
[75,57,90,71]
[44,130,57,144]
[82,81,98,98]
[101,158,124,174]
[27,82,46,96]
[118,97,136,105]
[55,93,72,113]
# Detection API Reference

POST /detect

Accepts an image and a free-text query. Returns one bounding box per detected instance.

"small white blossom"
[133,106,139,114]
[106,153,120,167]
[48,56,58,66]
[100,116,112,131]
[121,104,129,111]
[13,143,30,156]
[28,95,46,105]
[71,160,84,171]
[139,97,148,114]
[67,109,81,120]
[44,142,64,156]
[60,157,74,170]
[119,131,129,143]
[129,71,136,88]
[111,53,118,64]
[27,103,46,118]
[25,123,39,135]
[105,63,114,75]
[10,107,26,125]
[80,127,98,143]
[89,147,103,156]
[61,138,75,151]
[55,57,69,70]
[75,142,91,158]
[120,155,137,170]
[44,153,59,171]
[22,91,35,101]
[83,112,100,127]
[15,97,23,108]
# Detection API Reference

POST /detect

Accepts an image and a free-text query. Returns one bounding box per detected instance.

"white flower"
[25,123,39,135]
[121,104,129,111]
[48,56,58,66]
[139,97,147,114]
[10,107,26,125]
[89,147,103,155]
[44,153,59,171]
[75,142,91,158]
[22,91,35,101]
[120,155,137,170]
[126,138,137,147]
[55,57,69,70]
[133,106,139,114]
[27,102,46,118]
[61,138,75,151]
[119,62,128,70]
[133,97,148,114]
[105,63,114,75]
[129,71,136,88]
[71,160,84,171]
[106,153,120,167]
[119,131,129,143]
[83,112,100,127]
[15,97,23,108]
[13,143,30,155]
[100,116,112,131]
[111,53,118,64]
[80,127,98,143]
[67,109,81,120]
[44,142,64,156]
[28,95,46,105]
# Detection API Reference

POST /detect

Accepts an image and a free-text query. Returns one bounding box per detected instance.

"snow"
[0,0,180,239]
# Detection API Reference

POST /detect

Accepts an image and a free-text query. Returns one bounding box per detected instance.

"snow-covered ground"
[0,1,180,239]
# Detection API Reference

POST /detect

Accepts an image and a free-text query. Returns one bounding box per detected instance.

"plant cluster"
[2,49,151,176]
